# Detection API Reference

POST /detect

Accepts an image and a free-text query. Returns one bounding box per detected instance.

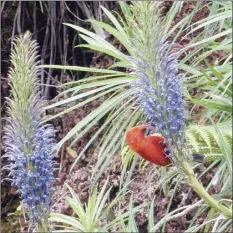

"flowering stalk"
[182,161,232,218]
[3,31,56,231]
[129,41,186,163]
[129,39,232,218]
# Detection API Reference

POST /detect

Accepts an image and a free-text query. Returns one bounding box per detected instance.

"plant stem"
[204,208,215,233]
[37,220,48,232]
[182,161,232,219]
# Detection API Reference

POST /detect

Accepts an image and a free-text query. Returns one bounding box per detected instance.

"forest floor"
[0,2,226,233]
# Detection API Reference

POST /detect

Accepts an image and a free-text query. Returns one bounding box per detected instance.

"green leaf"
[186,29,232,48]
[88,18,131,52]
[100,5,129,40]
[49,213,85,232]
[45,83,128,110]
[39,64,126,74]
[77,43,128,62]
[57,91,132,149]
[43,85,128,122]
[190,97,232,113]
[61,74,128,85]
[69,96,136,172]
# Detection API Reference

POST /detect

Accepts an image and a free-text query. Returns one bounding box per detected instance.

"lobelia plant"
[3,31,56,232]
[126,33,232,219]
[129,46,186,154]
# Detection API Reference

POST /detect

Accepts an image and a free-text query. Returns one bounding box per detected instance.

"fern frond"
[186,122,232,158]
[186,129,200,152]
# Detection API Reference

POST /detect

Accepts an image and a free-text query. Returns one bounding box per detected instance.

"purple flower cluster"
[131,43,185,146]
[3,32,56,226]
[4,117,55,223]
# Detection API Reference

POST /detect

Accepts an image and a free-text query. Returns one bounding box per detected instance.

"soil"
[1,1,230,233]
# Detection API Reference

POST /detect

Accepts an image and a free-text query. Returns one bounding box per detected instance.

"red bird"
[125,125,171,166]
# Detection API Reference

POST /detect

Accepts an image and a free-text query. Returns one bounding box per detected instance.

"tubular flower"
[130,43,185,149]
[3,32,55,228]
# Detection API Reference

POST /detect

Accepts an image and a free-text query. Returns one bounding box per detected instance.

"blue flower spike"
[3,31,56,232]
[130,42,186,163]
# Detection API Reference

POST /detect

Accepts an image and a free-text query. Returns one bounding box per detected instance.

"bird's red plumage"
[125,125,171,166]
